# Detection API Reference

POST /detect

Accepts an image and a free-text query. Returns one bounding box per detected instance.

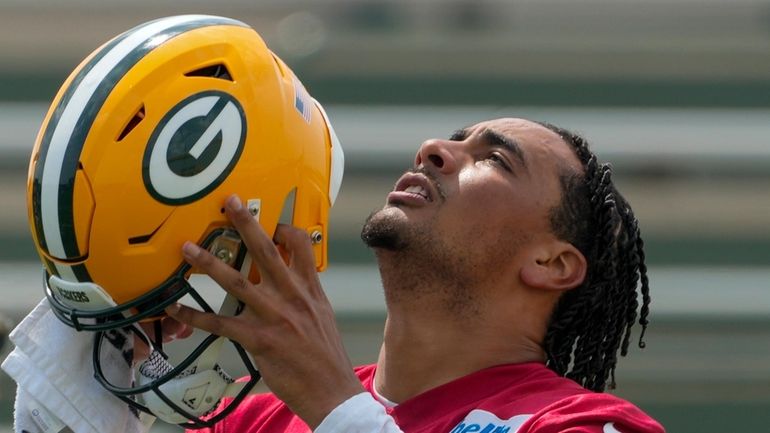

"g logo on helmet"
[143,91,246,204]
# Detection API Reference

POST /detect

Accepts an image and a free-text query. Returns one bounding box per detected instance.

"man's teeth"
[404,185,427,198]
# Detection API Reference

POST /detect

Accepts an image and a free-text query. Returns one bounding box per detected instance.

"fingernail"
[227,194,243,211]
[165,303,181,315]
[182,241,201,258]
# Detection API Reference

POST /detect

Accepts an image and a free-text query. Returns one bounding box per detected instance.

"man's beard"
[359,206,480,314]
[361,167,445,251]
[360,208,409,251]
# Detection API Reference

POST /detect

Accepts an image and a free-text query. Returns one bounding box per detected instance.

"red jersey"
[195,363,664,433]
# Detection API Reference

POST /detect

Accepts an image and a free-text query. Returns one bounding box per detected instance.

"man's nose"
[414,139,460,174]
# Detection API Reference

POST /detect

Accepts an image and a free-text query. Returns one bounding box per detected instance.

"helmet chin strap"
[136,252,258,424]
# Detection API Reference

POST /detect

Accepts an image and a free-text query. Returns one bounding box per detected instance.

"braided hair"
[537,121,651,392]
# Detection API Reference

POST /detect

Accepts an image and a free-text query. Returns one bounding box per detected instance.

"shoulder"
[517,392,665,433]
[441,365,663,433]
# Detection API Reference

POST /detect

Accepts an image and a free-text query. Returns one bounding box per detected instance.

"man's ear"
[520,241,587,291]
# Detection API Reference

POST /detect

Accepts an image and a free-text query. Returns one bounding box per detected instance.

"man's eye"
[487,153,511,172]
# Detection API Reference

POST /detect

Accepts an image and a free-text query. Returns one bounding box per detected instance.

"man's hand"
[133,317,194,363]
[165,194,365,429]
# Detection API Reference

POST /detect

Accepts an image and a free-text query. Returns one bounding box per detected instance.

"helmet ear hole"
[184,64,233,81]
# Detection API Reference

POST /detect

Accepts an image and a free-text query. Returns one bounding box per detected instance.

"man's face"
[362,118,581,293]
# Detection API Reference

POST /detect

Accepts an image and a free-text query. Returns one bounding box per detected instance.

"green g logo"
[143,91,246,204]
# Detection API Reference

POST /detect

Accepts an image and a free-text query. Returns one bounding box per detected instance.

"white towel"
[1,299,154,433]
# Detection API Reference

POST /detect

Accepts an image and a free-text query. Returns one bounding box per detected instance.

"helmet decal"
[143,91,247,204]
[32,15,248,264]
[292,76,313,124]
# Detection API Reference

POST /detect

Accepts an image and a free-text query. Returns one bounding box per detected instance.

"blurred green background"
[0,1,769,432]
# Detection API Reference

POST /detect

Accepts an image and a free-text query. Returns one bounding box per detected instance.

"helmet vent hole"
[128,221,164,245]
[117,105,145,141]
[128,233,153,245]
[185,64,233,81]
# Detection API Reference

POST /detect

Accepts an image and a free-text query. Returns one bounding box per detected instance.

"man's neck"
[372,251,547,403]
[374,310,546,404]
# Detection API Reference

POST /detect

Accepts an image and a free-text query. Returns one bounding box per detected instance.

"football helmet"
[26,15,344,428]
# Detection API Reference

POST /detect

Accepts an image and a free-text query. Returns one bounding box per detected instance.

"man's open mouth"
[392,173,435,203]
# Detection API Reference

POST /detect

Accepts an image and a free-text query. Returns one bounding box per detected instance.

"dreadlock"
[537,121,651,392]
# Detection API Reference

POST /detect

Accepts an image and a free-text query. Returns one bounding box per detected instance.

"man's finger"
[183,241,264,309]
[223,194,291,285]
[159,316,194,342]
[273,224,319,281]
[165,303,236,339]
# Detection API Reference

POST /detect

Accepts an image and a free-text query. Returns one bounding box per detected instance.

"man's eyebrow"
[481,129,527,169]
[448,128,469,141]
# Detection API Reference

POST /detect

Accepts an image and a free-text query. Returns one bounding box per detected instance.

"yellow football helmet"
[26,15,344,428]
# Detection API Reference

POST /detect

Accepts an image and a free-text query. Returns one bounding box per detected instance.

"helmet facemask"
[47,227,260,428]
[91,235,260,428]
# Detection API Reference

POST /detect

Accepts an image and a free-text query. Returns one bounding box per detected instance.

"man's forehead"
[465,118,556,140]
[458,118,582,171]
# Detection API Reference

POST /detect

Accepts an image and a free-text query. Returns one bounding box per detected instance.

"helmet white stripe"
[54,262,78,283]
[313,99,345,205]
[39,15,242,260]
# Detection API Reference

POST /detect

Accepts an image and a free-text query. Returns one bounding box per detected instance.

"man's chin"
[360,208,408,251]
